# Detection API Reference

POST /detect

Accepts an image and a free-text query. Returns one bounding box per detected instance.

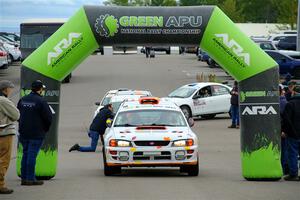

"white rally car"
[103,97,199,176]
[164,82,232,119]
[94,89,152,116]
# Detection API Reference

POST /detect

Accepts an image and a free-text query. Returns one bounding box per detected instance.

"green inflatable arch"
[18,6,282,180]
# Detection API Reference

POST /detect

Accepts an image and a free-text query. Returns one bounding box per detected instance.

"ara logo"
[47,33,82,66]
[95,14,119,37]
[215,33,250,66]
[242,105,277,115]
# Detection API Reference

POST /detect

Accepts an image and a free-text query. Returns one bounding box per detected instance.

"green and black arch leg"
[17,67,61,180]
[200,7,282,180]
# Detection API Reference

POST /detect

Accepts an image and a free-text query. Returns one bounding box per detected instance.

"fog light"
[119,151,129,161]
[187,150,194,154]
[109,150,117,155]
[175,151,185,160]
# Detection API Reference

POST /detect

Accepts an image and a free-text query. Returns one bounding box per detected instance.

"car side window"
[194,86,212,99]
[267,52,286,60]
[212,85,230,96]
[260,43,274,50]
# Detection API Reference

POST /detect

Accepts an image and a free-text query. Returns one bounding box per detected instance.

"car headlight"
[109,139,131,147]
[173,139,194,147]
[117,140,130,147]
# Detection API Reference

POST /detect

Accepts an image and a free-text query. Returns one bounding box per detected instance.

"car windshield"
[114,110,187,127]
[101,97,112,106]
[168,87,196,98]
[111,101,123,113]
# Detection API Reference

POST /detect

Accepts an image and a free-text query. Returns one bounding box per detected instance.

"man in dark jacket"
[282,85,300,181]
[69,104,114,152]
[228,81,239,129]
[17,80,52,186]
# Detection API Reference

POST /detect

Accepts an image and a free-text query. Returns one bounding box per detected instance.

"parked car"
[164,82,232,119]
[277,35,296,51]
[268,34,296,46]
[0,35,19,47]
[0,32,20,43]
[0,39,21,63]
[0,46,8,69]
[265,50,300,78]
[197,49,210,63]
[103,97,199,176]
[253,40,277,50]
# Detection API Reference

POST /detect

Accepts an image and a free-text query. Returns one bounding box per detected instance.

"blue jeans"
[281,138,289,174]
[79,131,100,152]
[19,138,43,181]
[231,105,239,126]
[287,137,300,176]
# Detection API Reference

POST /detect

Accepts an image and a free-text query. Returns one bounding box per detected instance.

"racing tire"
[8,54,13,64]
[181,106,191,119]
[200,114,216,120]
[180,161,199,176]
[103,151,121,176]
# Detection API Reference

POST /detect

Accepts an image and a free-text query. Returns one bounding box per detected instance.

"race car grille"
[133,151,171,161]
[134,141,170,146]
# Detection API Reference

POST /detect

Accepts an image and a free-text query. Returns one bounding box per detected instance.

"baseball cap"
[31,80,46,90]
[0,80,15,91]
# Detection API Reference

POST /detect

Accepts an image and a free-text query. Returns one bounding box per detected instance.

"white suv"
[103,97,199,176]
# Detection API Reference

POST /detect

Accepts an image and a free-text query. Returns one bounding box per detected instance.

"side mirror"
[14,44,18,48]
[95,102,100,106]
[192,95,200,100]
[106,118,113,128]
[188,118,194,127]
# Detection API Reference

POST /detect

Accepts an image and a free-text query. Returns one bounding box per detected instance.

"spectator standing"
[17,80,52,186]
[0,80,20,194]
[279,85,288,175]
[282,85,300,181]
[228,81,239,129]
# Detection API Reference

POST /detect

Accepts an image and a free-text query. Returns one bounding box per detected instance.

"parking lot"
[1,52,298,200]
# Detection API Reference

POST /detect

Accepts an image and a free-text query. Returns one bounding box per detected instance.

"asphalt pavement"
[1,52,299,200]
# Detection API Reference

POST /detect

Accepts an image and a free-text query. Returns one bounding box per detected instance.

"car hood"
[162,97,189,106]
[109,127,194,141]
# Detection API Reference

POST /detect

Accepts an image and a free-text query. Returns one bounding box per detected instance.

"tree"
[272,0,297,29]
[179,0,221,6]
[150,0,177,6]
[104,0,131,6]
[220,0,244,22]
[104,0,176,6]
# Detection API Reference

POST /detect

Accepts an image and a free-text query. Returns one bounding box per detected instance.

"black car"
[277,35,296,51]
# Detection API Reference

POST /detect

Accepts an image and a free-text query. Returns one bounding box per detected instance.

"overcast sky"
[0,0,105,33]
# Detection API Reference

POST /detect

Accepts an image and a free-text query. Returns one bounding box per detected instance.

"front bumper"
[105,146,198,167]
